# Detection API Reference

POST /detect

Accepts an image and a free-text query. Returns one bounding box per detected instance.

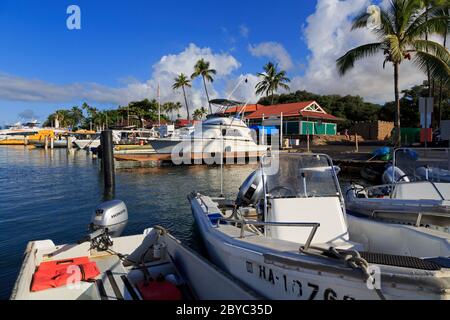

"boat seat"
[266,197,349,246]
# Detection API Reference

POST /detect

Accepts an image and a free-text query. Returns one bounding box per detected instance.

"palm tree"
[437,4,449,126]
[70,106,84,128]
[418,0,448,127]
[191,59,217,114]
[163,102,176,121]
[336,0,450,146]
[174,102,182,119]
[172,73,192,122]
[255,62,291,105]
[193,107,208,120]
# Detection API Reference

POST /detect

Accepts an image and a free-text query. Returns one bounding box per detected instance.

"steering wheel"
[396,174,414,183]
[268,186,296,197]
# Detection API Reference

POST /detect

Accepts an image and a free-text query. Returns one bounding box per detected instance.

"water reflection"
[0,146,255,299]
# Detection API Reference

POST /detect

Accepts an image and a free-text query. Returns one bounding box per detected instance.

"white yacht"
[189,153,450,300]
[148,116,268,162]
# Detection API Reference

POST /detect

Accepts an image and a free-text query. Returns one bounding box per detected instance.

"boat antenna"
[227,77,248,102]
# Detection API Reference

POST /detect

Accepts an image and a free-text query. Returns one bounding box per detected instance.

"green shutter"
[325,123,337,135]
[315,122,327,135]
[301,121,314,135]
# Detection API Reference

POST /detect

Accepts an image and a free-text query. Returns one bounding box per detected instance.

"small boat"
[345,148,450,233]
[189,153,450,300]
[11,200,260,300]
[73,131,101,150]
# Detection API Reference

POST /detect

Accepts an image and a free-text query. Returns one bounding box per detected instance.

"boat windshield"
[263,154,341,199]
[394,148,450,183]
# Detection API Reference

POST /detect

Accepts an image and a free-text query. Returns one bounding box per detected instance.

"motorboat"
[148,116,268,163]
[0,122,41,145]
[189,153,450,300]
[11,200,260,300]
[147,99,269,163]
[345,148,450,233]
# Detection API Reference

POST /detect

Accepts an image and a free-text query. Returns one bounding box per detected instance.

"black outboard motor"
[89,200,129,238]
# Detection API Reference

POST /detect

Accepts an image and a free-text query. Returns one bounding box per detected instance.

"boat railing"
[371,209,450,228]
[217,218,320,250]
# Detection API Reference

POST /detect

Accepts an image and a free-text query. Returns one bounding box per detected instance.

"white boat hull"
[189,194,450,300]
[74,139,100,150]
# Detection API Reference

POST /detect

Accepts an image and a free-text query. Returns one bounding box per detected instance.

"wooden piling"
[101,130,115,200]
[50,137,54,150]
[44,136,48,150]
[355,133,359,153]
[67,136,74,153]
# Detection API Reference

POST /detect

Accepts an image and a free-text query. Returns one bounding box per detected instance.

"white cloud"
[0,44,242,117]
[225,74,262,105]
[239,25,250,38]
[248,42,295,70]
[296,0,427,103]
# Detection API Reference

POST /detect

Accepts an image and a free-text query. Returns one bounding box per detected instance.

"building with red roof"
[219,101,341,138]
[241,101,340,136]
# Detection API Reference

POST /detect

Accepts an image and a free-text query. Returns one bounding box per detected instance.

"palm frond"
[351,12,370,30]
[413,39,450,62]
[386,35,403,62]
[414,50,450,84]
[336,43,383,75]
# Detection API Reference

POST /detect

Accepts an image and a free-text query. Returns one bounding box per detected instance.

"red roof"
[176,119,191,127]
[224,104,262,114]
[246,101,338,121]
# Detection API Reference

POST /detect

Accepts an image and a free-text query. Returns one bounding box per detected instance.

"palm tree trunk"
[394,62,401,147]
[438,12,448,129]
[424,6,436,129]
[271,90,275,105]
[202,76,212,114]
[182,85,190,122]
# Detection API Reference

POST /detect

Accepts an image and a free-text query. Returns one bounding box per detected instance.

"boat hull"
[189,194,450,300]
[344,185,450,233]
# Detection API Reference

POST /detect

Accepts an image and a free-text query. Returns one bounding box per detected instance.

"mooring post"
[44,136,49,150]
[50,137,54,150]
[67,136,74,154]
[24,137,28,146]
[101,130,115,200]
[355,133,359,153]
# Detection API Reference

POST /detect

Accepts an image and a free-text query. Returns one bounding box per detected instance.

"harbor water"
[0,146,257,299]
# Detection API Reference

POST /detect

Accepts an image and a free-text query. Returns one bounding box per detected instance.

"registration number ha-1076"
[246,261,355,300]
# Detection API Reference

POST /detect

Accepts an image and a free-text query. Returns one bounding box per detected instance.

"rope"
[300,246,386,300]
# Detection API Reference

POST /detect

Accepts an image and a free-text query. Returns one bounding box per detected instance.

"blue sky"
[0,0,317,124]
[0,0,430,125]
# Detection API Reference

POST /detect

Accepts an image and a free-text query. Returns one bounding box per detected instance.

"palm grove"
[45,0,449,141]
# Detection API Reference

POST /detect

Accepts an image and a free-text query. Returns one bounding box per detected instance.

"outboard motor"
[382,165,410,184]
[89,200,128,238]
[236,170,265,208]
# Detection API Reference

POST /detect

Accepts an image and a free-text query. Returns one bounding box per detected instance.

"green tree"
[172,73,192,121]
[336,0,450,145]
[191,59,217,114]
[193,107,208,120]
[255,62,291,105]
